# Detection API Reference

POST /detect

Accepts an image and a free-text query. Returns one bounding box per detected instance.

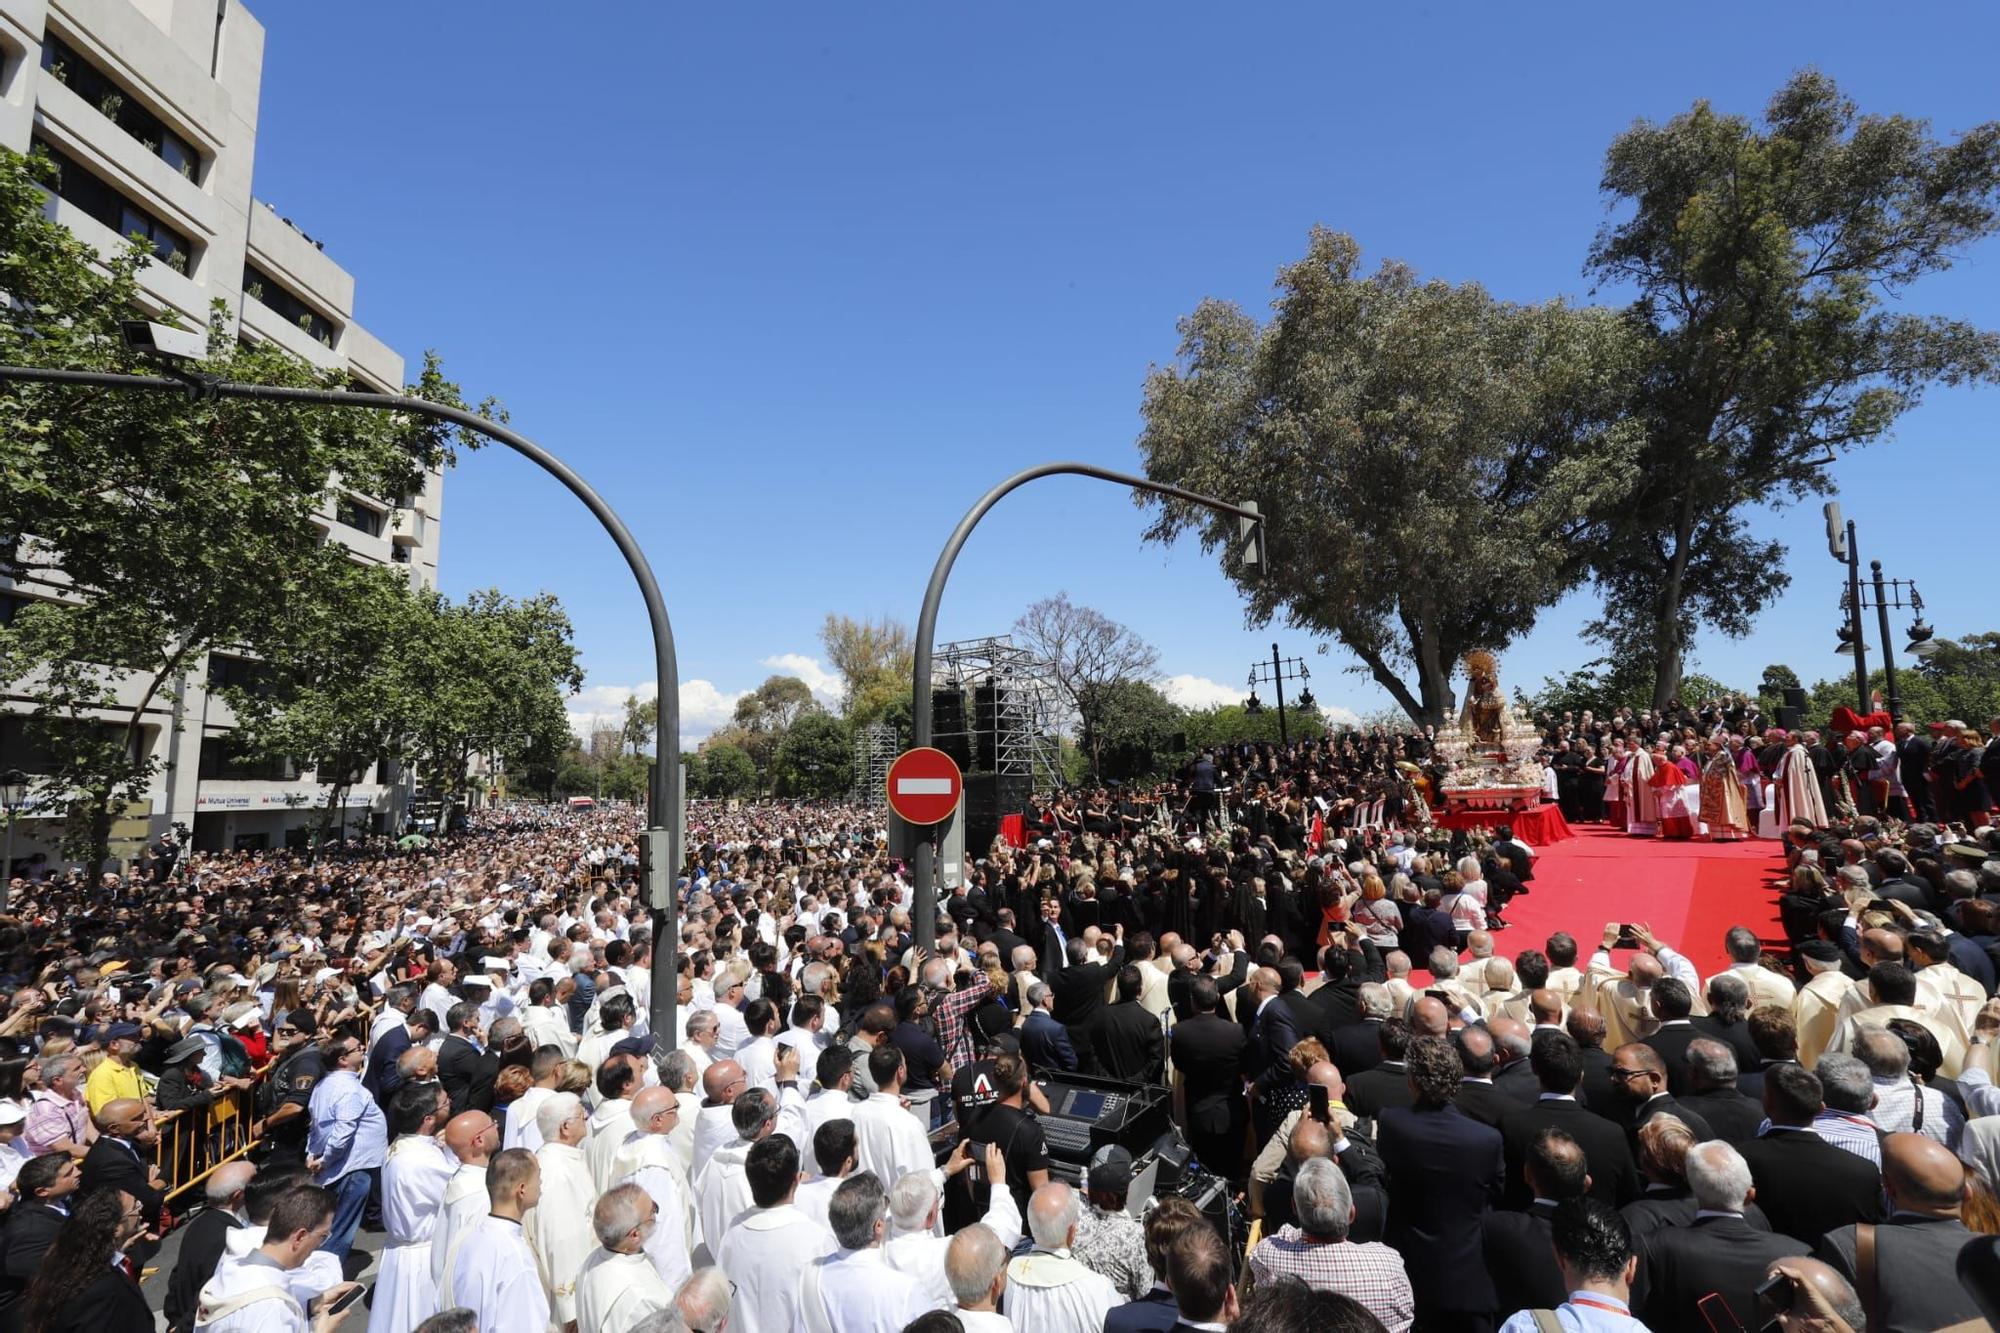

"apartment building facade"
[0,0,441,863]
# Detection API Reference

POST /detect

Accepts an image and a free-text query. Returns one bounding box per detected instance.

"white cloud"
[1159,674,1246,711]
[760,652,843,706]
[566,678,748,751]
[1159,672,1363,727]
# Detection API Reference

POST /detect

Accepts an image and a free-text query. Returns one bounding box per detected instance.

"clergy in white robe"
[586,1087,637,1191]
[523,998,578,1059]
[794,1174,927,1333]
[523,1095,596,1327]
[690,1059,746,1169]
[610,1088,697,1291]
[1002,1183,1120,1333]
[850,1078,934,1192]
[447,1145,550,1333]
[506,1084,556,1154]
[216,1225,344,1307]
[1793,951,1858,1067]
[883,1148,1022,1311]
[693,1124,761,1260]
[366,1129,454,1333]
[430,1109,499,1293]
[574,1185,675,1333]
[197,1192,353,1333]
[716,1133,836,1333]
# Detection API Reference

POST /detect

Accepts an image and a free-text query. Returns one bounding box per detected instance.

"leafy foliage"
[692,742,758,799]
[774,711,854,798]
[820,613,912,730]
[1578,72,2000,706]
[1138,227,1639,725]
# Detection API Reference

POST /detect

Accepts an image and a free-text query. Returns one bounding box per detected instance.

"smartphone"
[965,1141,988,1184]
[1424,988,1452,1003]
[1613,925,1642,950]
[1754,1271,1793,1315]
[1309,1085,1331,1125]
[324,1286,365,1316]
[1695,1291,1745,1332]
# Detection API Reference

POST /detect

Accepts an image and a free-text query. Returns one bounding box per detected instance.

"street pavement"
[141,1211,388,1329]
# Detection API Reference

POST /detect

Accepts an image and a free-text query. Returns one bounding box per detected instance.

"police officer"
[251,1009,323,1164]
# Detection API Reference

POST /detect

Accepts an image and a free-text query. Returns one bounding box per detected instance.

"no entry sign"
[886,747,963,826]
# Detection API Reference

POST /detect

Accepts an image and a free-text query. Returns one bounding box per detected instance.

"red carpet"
[1426,825,1785,980]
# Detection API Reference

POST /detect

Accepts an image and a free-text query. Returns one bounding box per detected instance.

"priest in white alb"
[574,1184,676,1333]
[525,1093,597,1327]
[694,1088,776,1259]
[716,1135,835,1333]
[368,1083,455,1333]
[610,1086,696,1290]
[432,1109,498,1295]
[1003,1183,1121,1333]
[850,1048,936,1203]
[794,1173,927,1333]
[445,1147,550,1333]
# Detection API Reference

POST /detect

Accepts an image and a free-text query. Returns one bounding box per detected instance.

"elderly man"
[163,1160,254,1333]
[1247,1156,1413,1331]
[525,1092,596,1327]
[85,1021,146,1113]
[23,1052,92,1159]
[1853,1025,1962,1148]
[1812,1132,1985,1333]
[1637,1140,1809,1332]
[610,1086,695,1289]
[717,1135,834,1332]
[431,1110,498,1293]
[793,1172,927,1333]
[1792,940,1857,1066]
[1582,923,1702,1050]
[694,1087,777,1255]
[575,1184,674,1333]
[883,1144,1020,1307]
[1004,1182,1121,1333]
[945,1223,1014,1333]
[689,1058,746,1169]
[1704,926,1797,1008]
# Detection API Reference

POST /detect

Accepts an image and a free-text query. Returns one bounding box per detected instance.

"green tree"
[0,146,485,877]
[820,614,913,728]
[620,694,658,757]
[1138,228,1638,725]
[1013,593,1160,778]
[774,711,853,798]
[696,742,758,798]
[1578,72,2000,707]
[1079,680,1186,780]
[731,675,818,778]
[1183,702,1329,750]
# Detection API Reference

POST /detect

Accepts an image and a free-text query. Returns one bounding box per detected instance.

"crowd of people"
[0,702,1997,1333]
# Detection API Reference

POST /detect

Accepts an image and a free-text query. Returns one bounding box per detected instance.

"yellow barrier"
[151,1081,262,1206]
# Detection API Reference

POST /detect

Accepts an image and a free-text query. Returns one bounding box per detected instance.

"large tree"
[1139,227,1638,725]
[819,613,912,727]
[0,146,483,875]
[1580,72,2000,707]
[1013,593,1160,778]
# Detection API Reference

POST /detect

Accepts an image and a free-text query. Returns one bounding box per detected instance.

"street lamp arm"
[0,363,684,1040]
[908,460,1263,952]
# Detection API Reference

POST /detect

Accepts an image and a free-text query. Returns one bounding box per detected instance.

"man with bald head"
[611,1085,695,1292]
[80,1096,165,1240]
[1763,1257,1866,1333]
[1811,1131,1984,1331]
[691,1057,747,1168]
[431,1110,498,1292]
[1409,994,1451,1038]
[164,1160,254,1333]
[1582,920,1703,1050]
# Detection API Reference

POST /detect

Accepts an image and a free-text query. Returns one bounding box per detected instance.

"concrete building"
[0,0,440,863]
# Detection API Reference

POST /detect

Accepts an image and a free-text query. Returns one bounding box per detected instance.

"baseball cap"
[0,1102,24,1126]
[1087,1144,1134,1194]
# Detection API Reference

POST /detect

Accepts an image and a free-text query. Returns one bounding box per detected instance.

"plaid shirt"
[932,975,995,1072]
[1247,1227,1415,1333]
[23,1089,88,1157]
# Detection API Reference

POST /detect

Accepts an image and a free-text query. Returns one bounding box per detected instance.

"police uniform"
[260,1044,324,1163]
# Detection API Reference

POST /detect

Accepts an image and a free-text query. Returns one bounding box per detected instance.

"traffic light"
[1237,500,1265,574]
[1823,502,1848,562]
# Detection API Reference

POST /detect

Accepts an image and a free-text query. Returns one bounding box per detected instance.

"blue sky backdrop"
[246,3,2000,746]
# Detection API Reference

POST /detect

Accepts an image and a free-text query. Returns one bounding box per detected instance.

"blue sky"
[246,3,2000,746]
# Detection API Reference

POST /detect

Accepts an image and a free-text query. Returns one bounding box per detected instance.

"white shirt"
[1002,1247,1120,1333]
[739,1035,780,1096]
[800,1091,856,1178]
[194,1250,307,1333]
[574,1247,673,1333]
[445,1216,549,1333]
[694,1139,758,1251]
[884,1185,1021,1309]
[799,1247,928,1333]
[851,1093,934,1189]
[717,1204,837,1333]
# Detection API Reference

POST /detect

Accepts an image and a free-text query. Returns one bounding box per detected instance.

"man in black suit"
[79,1097,165,1237]
[1677,1038,1764,1145]
[1569,1006,1620,1114]
[1736,1062,1882,1245]
[1500,1031,1639,1208]
[437,1000,499,1116]
[1051,930,1125,1068]
[162,1159,252,1333]
[1638,1139,1810,1333]
[1482,1128,1585,1316]
[1897,722,1935,822]
[1033,896,1071,983]
[1308,933,1384,1038]
[1093,965,1165,1084]
[1273,957,1322,1046]
[982,909,1029,978]
[0,1151,81,1317]
[1377,1036,1503,1332]
[1813,1132,1987,1333]
[1021,983,1080,1073]
[1610,1043,1714,1153]
[1640,977,1702,1095]
[1331,984,1389,1077]
[1168,976,1247,1179]
[1451,1026,1514,1128]
[1342,1018,1416,1118]
[1245,967,1304,1143]
[1487,1015,1544,1106]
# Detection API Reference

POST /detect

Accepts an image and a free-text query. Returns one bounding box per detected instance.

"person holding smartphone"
[193,1183,361,1333]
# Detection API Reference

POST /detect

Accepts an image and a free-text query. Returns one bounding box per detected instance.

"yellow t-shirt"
[85,1057,143,1114]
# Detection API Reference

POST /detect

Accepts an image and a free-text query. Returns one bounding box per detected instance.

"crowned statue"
[1435,649,1547,812]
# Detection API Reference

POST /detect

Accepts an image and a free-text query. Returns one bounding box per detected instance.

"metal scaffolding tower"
[932,634,1063,790]
[850,722,899,806]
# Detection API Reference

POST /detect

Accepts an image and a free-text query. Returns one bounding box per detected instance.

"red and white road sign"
[886,747,963,825]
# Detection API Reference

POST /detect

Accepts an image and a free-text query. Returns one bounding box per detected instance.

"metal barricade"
[152,1080,263,1206]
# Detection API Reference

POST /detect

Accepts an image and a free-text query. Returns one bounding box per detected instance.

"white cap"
[0,1102,25,1126]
